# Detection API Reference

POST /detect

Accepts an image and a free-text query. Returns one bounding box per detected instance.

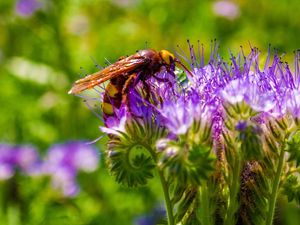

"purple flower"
[286,89,300,118]
[221,78,276,113]
[15,0,42,17]
[158,97,194,135]
[221,79,247,104]
[43,141,99,197]
[134,204,166,225]
[134,215,155,225]
[100,107,128,135]
[81,42,299,152]
[235,121,248,131]
[212,1,240,20]
[0,144,40,180]
[0,162,14,180]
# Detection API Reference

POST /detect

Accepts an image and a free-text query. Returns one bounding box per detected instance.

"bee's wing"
[68,55,148,94]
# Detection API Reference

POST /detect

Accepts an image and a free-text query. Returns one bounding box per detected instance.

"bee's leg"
[121,73,137,105]
[153,73,174,88]
[167,69,176,78]
[153,73,177,96]
[153,74,170,82]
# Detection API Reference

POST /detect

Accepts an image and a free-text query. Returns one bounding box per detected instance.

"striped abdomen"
[102,75,128,121]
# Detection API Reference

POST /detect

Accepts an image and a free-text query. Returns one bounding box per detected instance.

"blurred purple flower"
[15,0,42,17]
[43,141,99,197]
[213,1,240,20]
[0,144,40,180]
[134,215,155,225]
[134,204,166,225]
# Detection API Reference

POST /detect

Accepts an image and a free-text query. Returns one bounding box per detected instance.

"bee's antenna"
[174,59,193,77]
[145,41,148,49]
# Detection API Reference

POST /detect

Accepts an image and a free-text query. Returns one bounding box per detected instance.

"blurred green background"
[0,0,300,224]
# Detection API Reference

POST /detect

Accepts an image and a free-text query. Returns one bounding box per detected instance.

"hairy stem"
[144,144,174,225]
[265,149,285,225]
[158,170,174,225]
[224,155,242,225]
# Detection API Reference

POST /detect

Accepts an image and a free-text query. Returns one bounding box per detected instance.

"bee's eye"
[159,50,175,65]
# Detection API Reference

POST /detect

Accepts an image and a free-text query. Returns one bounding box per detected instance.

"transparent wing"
[68,54,148,94]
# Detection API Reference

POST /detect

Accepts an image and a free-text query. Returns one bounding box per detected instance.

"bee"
[68,49,191,118]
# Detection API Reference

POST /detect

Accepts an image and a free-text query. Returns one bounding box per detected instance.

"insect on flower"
[68,49,192,118]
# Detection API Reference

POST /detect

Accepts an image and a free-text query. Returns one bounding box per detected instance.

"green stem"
[224,156,242,225]
[199,182,212,225]
[158,170,174,225]
[143,144,174,225]
[265,149,285,225]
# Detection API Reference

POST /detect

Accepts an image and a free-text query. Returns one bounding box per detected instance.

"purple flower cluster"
[77,43,300,225]
[0,141,99,197]
[0,144,40,180]
[42,141,99,197]
[15,0,42,17]
[98,43,300,144]
[134,205,166,225]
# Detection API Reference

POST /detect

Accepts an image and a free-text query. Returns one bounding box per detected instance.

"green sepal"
[159,143,216,186]
[286,130,300,167]
[238,124,264,160]
[282,175,300,204]
[265,136,279,154]
[170,182,186,205]
[174,187,198,224]
[267,120,284,142]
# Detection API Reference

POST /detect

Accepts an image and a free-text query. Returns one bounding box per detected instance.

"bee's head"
[158,49,193,77]
[159,50,175,65]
